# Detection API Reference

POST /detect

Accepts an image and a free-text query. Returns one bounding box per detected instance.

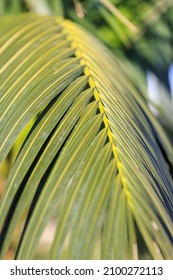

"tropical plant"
[0,2,173,260]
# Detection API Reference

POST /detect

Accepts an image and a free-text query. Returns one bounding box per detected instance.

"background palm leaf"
[0,14,173,260]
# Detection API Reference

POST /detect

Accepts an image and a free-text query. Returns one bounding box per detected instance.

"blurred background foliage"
[0,0,173,259]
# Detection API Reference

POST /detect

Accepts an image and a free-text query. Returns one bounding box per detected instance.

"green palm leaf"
[0,14,172,260]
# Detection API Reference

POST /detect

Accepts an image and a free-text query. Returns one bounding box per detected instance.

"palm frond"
[0,14,173,260]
